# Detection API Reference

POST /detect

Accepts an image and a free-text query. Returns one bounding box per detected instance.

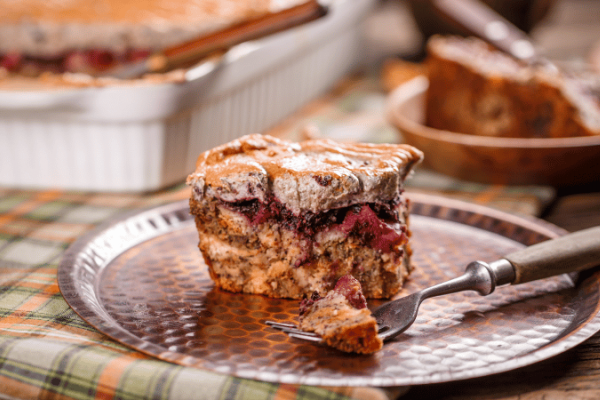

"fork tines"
[265,320,322,343]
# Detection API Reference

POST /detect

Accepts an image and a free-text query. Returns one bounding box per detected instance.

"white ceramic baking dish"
[0,0,375,192]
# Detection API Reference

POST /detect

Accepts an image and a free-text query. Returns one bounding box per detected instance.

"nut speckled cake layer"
[187,134,423,299]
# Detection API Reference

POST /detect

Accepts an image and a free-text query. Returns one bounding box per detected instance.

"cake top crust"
[187,134,423,213]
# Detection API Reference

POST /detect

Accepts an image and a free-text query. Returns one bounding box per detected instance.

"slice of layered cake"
[187,134,423,299]
[298,275,382,354]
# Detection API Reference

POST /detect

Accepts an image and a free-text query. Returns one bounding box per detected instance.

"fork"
[267,226,600,343]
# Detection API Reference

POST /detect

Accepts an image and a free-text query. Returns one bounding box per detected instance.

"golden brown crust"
[321,319,382,354]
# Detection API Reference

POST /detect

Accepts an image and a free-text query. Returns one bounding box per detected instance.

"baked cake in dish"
[298,275,382,354]
[187,134,423,299]
[426,35,600,138]
[0,0,308,77]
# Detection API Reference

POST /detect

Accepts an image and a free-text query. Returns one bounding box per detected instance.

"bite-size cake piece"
[298,275,382,354]
[187,134,423,299]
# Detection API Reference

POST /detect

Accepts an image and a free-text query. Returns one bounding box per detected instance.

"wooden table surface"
[371,1,600,398]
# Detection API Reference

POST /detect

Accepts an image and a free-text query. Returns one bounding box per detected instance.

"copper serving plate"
[58,193,600,387]
[387,77,600,187]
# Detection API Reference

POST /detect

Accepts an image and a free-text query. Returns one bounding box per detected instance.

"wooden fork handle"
[505,226,600,284]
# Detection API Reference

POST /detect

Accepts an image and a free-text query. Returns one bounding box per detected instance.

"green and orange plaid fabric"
[0,186,405,400]
[0,75,555,400]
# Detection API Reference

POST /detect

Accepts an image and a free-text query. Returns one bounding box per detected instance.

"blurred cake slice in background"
[425,35,600,138]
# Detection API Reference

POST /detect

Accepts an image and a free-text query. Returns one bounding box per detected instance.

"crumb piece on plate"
[298,274,383,354]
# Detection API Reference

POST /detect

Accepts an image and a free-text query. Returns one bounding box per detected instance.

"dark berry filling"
[224,196,349,236]
[0,48,151,76]
[333,275,367,309]
[298,275,368,316]
[221,194,407,254]
[338,204,406,253]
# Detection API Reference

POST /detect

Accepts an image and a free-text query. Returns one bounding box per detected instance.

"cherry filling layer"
[221,195,408,254]
[299,275,367,316]
[0,48,151,76]
[332,275,368,309]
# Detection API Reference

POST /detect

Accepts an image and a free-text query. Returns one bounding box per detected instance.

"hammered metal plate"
[58,193,600,386]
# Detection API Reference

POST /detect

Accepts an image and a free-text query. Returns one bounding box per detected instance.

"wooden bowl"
[386,77,600,187]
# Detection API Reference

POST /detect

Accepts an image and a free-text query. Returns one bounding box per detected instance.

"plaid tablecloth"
[0,76,555,400]
[0,185,407,400]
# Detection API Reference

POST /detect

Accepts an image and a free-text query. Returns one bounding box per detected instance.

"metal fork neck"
[488,258,517,286]
[421,259,516,300]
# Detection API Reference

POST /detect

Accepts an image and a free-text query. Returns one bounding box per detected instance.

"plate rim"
[57,193,600,387]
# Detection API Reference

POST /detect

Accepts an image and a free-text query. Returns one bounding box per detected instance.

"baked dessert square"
[187,133,423,299]
[425,35,600,138]
[298,275,382,354]
[0,0,310,78]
